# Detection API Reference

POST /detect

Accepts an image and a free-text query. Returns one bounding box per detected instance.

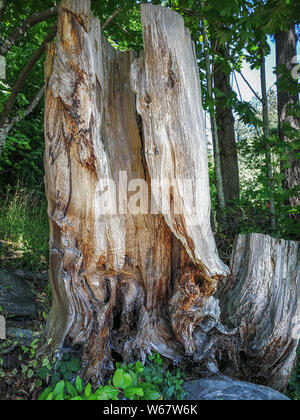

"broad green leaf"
[124,386,144,400]
[122,372,133,389]
[96,386,119,400]
[38,387,52,401]
[85,383,92,398]
[46,393,54,401]
[75,376,83,394]
[65,381,78,398]
[62,352,71,361]
[53,380,65,399]
[143,389,161,400]
[68,358,80,372]
[113,368,124,388]
[63,371,73,381]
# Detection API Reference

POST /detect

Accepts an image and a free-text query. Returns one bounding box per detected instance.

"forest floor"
[0,270,49,400]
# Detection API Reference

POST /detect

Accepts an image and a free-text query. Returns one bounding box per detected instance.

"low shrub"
[38,353,186,401]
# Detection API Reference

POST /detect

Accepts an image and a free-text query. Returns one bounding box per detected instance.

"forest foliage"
[0,0,299,251]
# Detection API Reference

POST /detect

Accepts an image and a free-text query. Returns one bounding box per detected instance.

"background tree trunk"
[0,25,57,157]
[202,21,226,216]
[213,55,240,206]
[0,5,59,56]
[260,48,276,231]
[213,50,240,233]
[275,25,300,214]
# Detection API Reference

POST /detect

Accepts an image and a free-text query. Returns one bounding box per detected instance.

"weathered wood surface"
[130,4,229,358]
[44,0,300,391]
[219,233,300,391]
[131,5,228,279]
[44,0,226,384]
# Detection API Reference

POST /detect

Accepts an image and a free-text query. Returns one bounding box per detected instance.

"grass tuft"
[0,184,49,272]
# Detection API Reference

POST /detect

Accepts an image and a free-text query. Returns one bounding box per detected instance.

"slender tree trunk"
[213,62,240,205]
[44,1,300,391]
[0,86,44,156]
[202,22,226,216]
[260,48,276,231]
[275,25,300,216]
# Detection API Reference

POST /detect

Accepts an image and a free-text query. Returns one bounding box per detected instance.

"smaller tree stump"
[220,233,300,391]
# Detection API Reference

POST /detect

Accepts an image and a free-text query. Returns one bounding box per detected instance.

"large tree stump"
[44,0,227,385]
[44,0,300,391]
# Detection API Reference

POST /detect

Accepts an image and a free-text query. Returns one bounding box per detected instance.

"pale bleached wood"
[130,4,229,357]
[44,0,185,384]
[131,5,228,280]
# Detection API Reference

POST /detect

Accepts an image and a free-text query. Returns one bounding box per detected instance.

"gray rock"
[184,375,290,401]
[0,270,39,318]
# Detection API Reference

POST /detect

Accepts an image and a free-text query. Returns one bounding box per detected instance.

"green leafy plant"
[0,332,50,390]
[146,353,186,400]
[38,376,120,401]
[37,352,81,387]
[112,361,161,400]
[38,353,186,401]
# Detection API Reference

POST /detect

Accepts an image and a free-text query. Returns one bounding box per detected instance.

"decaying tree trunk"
[44,0,300,391]
[44,0,227,385]
[219,234,300,391]
[275,25,300,214]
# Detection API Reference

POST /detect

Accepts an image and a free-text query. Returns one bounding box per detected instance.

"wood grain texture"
[44,0,226,384]
[131,5,228,279]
